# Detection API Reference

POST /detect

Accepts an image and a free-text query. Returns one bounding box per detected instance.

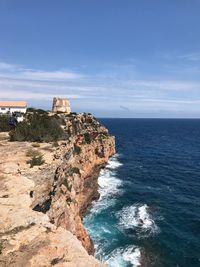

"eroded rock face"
[0,113,115,267]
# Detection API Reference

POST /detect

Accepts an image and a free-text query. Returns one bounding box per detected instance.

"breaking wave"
[104,245,141,267]
[88,154,123,214]
[84,155,144,267]
[99,155,122,198]
[118,204,159,236]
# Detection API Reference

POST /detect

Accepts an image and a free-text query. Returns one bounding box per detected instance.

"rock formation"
[52,97,71,113]
[0,113,115,267]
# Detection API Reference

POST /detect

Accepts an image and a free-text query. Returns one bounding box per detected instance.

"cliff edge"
[0,113,115,267]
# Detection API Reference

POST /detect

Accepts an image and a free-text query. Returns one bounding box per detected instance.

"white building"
[0,101,27,114]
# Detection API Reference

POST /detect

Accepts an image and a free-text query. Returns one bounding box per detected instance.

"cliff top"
[0,112,115,267]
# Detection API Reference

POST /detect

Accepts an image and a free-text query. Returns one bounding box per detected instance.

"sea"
[84,119,200,267]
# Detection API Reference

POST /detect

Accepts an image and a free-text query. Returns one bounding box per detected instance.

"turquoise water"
[84,119,200,267]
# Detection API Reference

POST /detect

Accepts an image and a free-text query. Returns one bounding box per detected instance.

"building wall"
[0,107,27,114]
[52,97,71,113]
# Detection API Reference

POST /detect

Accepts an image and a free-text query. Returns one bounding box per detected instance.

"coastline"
[0,113,115,266]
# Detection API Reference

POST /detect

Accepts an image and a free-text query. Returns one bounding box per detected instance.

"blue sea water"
[84,119,200,267]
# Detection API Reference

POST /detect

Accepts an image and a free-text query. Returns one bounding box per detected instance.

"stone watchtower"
[52,97,71,113]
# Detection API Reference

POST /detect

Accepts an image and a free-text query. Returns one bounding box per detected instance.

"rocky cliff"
[0,113,115,267]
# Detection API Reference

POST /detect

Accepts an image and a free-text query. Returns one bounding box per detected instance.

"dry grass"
[0,133,9,141]
[26,148,41,158]
[31,142,40,148]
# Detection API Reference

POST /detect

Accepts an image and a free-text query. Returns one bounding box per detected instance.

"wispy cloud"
[0,88,80,100]
[127,80,200,91]
[0,62,83,81]
[1,61,200,117]
[0,62,20,71]
[20,70,82,81]
[179,53,200,61]
[158,51,200,62]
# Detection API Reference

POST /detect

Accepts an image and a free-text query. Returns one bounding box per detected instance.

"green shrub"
[0,241,3,254]
[73,144,81,155]
[71,167,80,174]
[27,107,48,114]
[0,115,11,132]
[52,141,59,147]
[52,114,66,125]
[100,133,107,140]
[68,166,80,176]
[27,154,45,168]
[84,132,92,144]
[26,107,35,113]
[10,111,66,142]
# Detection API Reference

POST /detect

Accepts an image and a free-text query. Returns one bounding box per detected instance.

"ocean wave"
[106,154,123,169]
[98,168,122,200]
[118,204,159,236]
[104,245,141,267]
[88,155,123,214]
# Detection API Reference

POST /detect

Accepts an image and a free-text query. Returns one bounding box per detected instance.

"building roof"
[0,101,27,108]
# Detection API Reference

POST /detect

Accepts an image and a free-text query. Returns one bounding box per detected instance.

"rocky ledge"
[0,113,115,267]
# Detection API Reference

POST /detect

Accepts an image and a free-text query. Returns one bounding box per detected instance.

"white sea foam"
[105,245,141,267]
[118,204,159,235]
[123,247,141,267]
[98,168,122,200]
[84,155,143,267]
[88,155,123,214]
[106,155,123,169]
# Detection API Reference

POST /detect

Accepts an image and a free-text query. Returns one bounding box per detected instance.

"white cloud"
[20,70,82,81]
[0,88,80,100]
[127,80,200,91]
[0,62,20,71]
[0,62,82,81]
[1,61,200,117]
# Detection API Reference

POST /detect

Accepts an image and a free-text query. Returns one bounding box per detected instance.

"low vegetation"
[73,144,81,155]
[52,141,59,147]
[26,148,41,157]
[0,241,3,254]
[10,109,66,142]
[70,167,80,174]
[26,107,48,114]
[0,115,11,132]
[27,154,45,168]
[31,142,40,148]
[84,132,92,144]
[67,166,81,176]
[26,148,45,168]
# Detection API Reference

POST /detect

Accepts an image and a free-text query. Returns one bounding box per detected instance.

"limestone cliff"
[0,113,115,267]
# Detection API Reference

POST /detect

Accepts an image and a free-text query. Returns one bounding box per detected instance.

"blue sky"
[0,0,200,117]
